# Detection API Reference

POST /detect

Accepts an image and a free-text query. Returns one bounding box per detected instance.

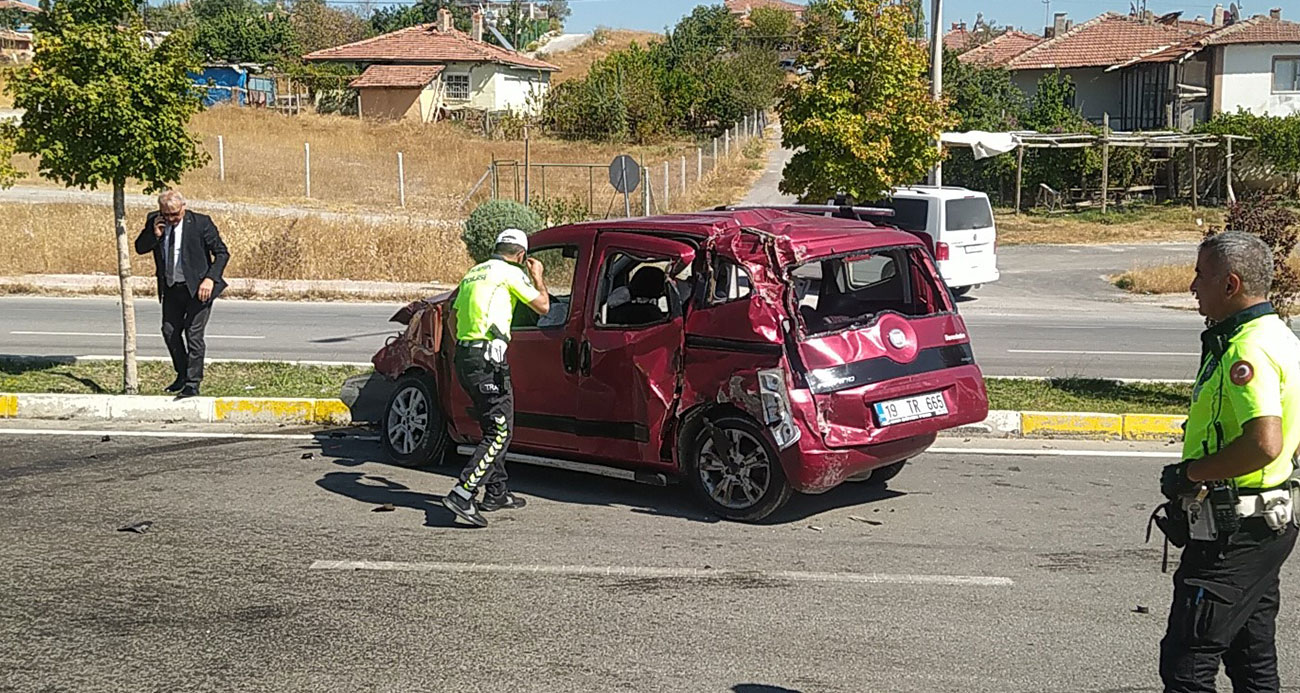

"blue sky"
[566,0,1300,35]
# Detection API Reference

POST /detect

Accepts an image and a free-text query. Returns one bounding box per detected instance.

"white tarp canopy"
[940,130,1020,159]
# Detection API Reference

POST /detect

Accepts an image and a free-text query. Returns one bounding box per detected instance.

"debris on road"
[301,453,315,459]
[117,521,153,534]
[808,525,824,532]
[373,504,396,512]
[100,435,111,442]
[1132,605,1150,614]
[849,515,884,526]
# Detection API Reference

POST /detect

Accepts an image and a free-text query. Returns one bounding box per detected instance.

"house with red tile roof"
[0,0,38,63]
[303,9,558,122]
[970,9,1300,130]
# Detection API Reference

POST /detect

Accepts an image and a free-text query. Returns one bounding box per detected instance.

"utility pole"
[928,0,943,186]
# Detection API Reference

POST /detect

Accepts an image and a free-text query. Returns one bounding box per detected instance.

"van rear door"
[939,195,997,284]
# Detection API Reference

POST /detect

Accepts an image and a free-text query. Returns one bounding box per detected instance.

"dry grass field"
[5,105,734,217]
[0,133,768,285]
[1114,256,1300,295]
[997,205,1217,246]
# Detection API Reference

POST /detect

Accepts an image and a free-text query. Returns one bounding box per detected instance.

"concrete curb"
[954,410,1185,441]
[0,393,351,425]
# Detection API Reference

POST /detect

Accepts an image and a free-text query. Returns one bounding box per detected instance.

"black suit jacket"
[134,210,230,303]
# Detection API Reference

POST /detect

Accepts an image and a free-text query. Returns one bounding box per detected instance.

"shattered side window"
[513,245,579,330]
[711,257,752,303]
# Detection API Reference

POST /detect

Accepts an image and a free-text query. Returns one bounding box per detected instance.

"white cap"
[495,228,529,251]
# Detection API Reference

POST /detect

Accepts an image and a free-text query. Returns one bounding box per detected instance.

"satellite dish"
[1229,2,1241,22]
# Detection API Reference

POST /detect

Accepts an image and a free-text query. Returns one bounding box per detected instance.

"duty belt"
[458,340,490,348]
[1235,488,1291,518]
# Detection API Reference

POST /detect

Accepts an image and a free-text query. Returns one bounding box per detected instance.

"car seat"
[606,266,667,325]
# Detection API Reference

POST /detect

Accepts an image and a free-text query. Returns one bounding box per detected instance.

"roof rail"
[711,204,896,219]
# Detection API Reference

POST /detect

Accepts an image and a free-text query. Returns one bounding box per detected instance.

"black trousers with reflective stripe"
[1160,520,1298,693]
[453,346,512,498]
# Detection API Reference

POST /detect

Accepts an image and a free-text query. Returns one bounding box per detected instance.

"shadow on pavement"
[733,686,802,693]
[314,470,463,528]
[310,433,905,526]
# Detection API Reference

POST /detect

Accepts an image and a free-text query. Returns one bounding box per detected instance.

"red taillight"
[935,242,950,261]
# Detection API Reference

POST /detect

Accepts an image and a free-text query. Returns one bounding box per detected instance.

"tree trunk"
[113,182,139,394]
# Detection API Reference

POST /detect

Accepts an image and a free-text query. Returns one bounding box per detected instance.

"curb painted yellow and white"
[0,394,1181,440]
[955,410,1185,441]
[0,393,351,425]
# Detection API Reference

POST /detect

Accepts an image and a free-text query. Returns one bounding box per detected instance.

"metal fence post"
[397,152,406,208]
[697,148,703,184]
[680,155,687,197]
[304,142,311,198]
[724,129,730,157]
[641,163,650,216]
[663,161,670,209]
[712,138,718,167]
[217,135,225,181]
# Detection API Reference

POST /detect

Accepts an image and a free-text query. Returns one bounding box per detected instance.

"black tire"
[380,372,450,468]
[951,285,972,298]
[862,460,906,487]
[683,413,792,522]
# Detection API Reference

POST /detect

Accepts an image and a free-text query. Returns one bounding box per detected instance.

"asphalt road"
[0,242,1232,379]
[0,424,1290,691]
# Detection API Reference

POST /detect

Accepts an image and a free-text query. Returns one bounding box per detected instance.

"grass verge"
[0,359,371,398]
[1,359,1191,417]
[997,204,1218,246]
[986,377,1189,415]
[1114,257,1300,295]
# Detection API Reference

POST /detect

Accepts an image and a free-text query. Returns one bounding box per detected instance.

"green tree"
[291,0,371,55]
[1021,71,1095,193]
[545,0,571,23]
[7,0,207,393]
[143,1,195,32]
[942,48,1025,198]
[368,1,469,39]
[778,0,953,202]
[0,6,35,31]
[902,0,924,40]
[745,6,796,49]
[192,0,297,64]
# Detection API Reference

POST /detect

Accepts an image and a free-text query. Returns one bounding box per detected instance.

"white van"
[871,186,999,297]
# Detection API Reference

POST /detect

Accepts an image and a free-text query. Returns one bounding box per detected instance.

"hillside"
[549,29,664,85]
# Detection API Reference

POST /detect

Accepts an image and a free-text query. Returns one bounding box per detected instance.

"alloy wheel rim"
[698,428,771,510]
[387,386,429,455]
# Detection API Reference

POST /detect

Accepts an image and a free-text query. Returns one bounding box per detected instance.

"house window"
[445,73,471,100]
[1273,57,1300,93]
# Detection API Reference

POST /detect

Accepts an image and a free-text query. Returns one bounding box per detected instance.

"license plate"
[873,391,948,426]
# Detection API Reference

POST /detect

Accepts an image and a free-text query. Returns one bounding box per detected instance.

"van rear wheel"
[381,373,450,468]
[684,414,791,522]
[951,286,972,297]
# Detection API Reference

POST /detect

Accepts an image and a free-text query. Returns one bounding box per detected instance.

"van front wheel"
[951,285,972,298]
[684,414,791,522]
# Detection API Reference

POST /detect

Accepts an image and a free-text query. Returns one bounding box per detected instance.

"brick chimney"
[472,10,483,42]
[1213,4,1226,26]
[437,8,453,32]
[1270,7,1282,19]
[1052,12,1068,37]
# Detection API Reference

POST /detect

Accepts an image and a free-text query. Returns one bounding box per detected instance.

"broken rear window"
[791,247,949,336]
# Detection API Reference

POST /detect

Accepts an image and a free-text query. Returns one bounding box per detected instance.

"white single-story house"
[303,9,558,122]
[967,9,1300,129]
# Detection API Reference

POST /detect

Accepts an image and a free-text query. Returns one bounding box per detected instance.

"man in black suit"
[134,190,230,398]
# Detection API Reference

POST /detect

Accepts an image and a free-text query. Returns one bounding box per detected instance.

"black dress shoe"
[176,385,200,399]
[164,379,185,393]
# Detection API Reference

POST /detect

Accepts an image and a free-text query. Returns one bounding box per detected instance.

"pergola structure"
[943,125,1253,213]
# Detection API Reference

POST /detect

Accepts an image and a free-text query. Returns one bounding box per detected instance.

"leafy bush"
[1209,194,1300,318]
[530,197,590,226]
[1200,111,1300,191]
[462,200,544,263]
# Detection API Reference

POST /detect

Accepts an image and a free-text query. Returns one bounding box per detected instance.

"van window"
[513,245,579,329]
[792,248,949,336]
[711,258,752,302]
[875,197,928,232]
[945,197,994,231]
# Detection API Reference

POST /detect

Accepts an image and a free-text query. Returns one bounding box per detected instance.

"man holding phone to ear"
[442,228,549,527]
[134,190,229,398]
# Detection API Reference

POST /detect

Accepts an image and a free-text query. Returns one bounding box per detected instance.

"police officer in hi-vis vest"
[441,229,550,528]
[1159,231,1300,692]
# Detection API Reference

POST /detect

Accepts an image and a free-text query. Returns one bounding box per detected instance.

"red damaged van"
[371,207,989,521]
